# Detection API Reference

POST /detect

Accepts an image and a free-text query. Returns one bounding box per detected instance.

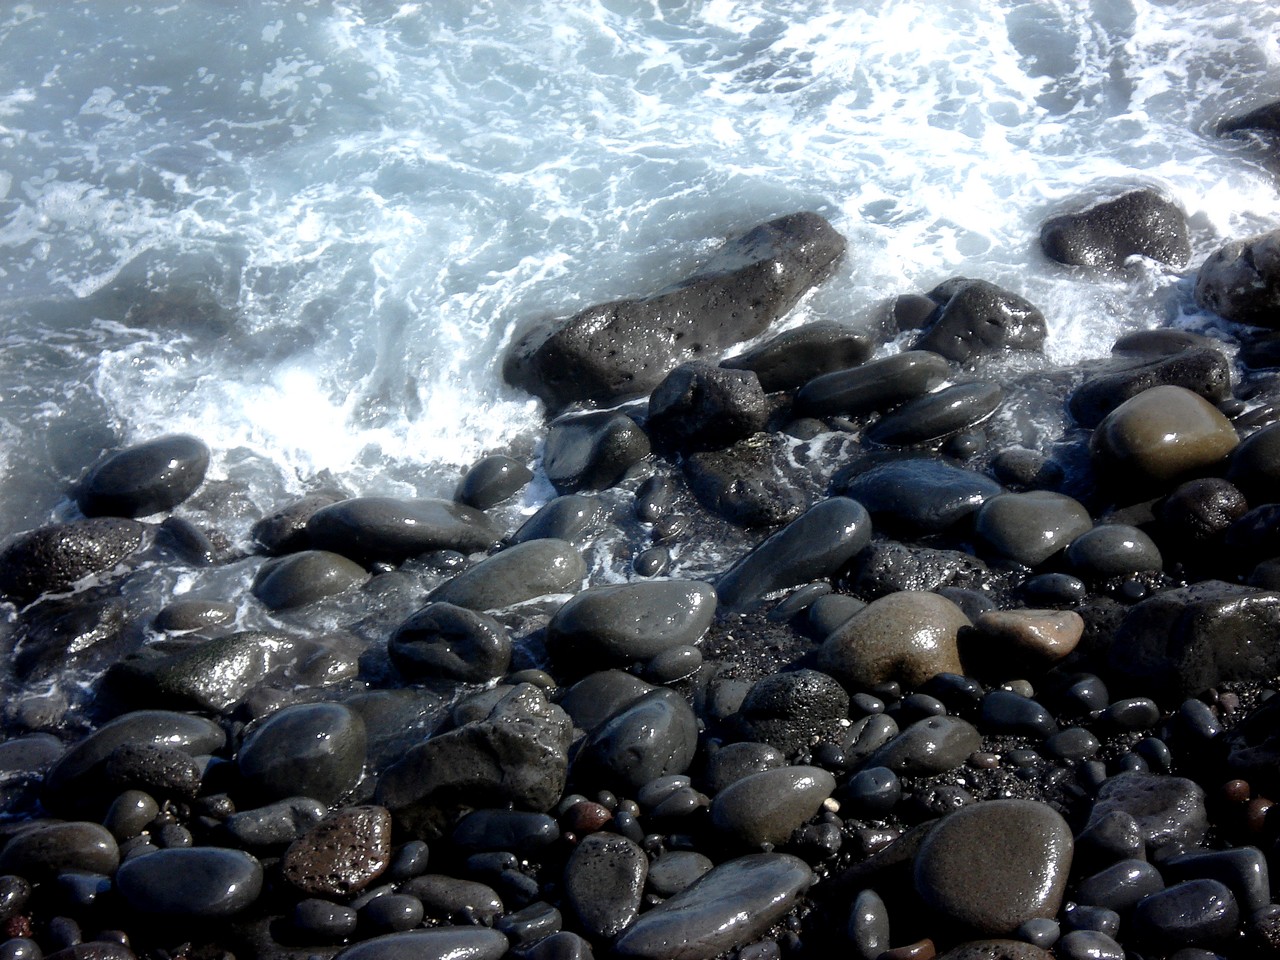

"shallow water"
[1,0,1279,650]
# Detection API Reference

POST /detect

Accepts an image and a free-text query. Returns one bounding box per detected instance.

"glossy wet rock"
[721,320,872,392]
[683,434,809,527]
[428,538,586,610]
[115,847,263,917]
[0,518,147,606]
[735,669,850,756]
[974,491,1092,568]
[251,549,368,610]
[1039,189,1190,270]
[913,799,1073,936]
[376,684,572,839]
[238,701,366,804]
[563,832,647,939]
[306,496,502,566]
[863,715,982,776]
[74,434,209,518]
[332,928,509,960]
[1068,347,1231,428]
[455,454,533,509]
[716,497,871,613]
[912,277,1047,364]
[710,765,835,847]
[795,350,949,418]
[389,602,512,682]
[611,853,813,960]
[819,590,969,690]
[1090,385,1239,488]
[1064,524,1162,580]
[839,458,1002,536]
[546,579,716,671]
[0,821,119,880]
[575,688,698,793]
[1130,879,1239,949]
[251,493,341,555]
[504,212,846,409]
[542,410,652,493]
[646,361,769,452]
[1084,771,1208,852]
[972,609,1083,667]
[1194,228,1280,327]
[865,381,1003,446]
[509,494,604,545]
[282,805,392,897]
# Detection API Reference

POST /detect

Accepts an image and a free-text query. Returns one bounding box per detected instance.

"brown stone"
[973,609,1084,665]
[1091,385,1239,487]
[818,591,968,690]
[281,805,392,897]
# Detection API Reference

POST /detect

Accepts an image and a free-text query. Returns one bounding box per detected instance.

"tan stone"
[1092,384,1238,485]
[974,609,1084,665]
[818,590,968,689]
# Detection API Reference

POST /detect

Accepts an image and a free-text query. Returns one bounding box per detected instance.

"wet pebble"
[282,805,392,897]
[839,458,1002,537]
[1064,525,1163,580]
[222,796,328,848]
[428,538,586,611]
[115,846,262,917]
[294,898,359,941]
[1085,771,1209,853]
[973,609,1082,668]
[1054,930,1125,960]
[1163,847,1271,914]
[331,929,509,960]
[399,875,504,926]
[865,381,1003,446]
[563,832,647,938]
[735,669,850,757]
[0,822,119,881]
[703,742,787,794]
[251,550,368,610]
[975,491,1092,567]
[647,850,713,897]
[863,716,981,776]
[1075,859,1165,912]
[510,494,604,546]
[576,687,698,793]
[543,410,651,494]
[307,496,501,565]
[455,454,532,509]
[795,350,949,418]
[152,599,237,633]
[388,602,512,683]
[710,765,836,848]
[238,701,366,805]
[1130,879,1240,949]
[74,434,209,518]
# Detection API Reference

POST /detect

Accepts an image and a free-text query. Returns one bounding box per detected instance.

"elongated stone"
[428,539,586,611]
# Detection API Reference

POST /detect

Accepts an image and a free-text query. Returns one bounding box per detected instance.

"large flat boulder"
[503,212,846,410]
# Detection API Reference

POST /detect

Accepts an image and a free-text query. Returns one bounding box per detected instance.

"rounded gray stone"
[576,687,698,793]
[914,799,1074,936]
[252,550,368,610]
[796,350,950,417]
[428,538,586,611]
[75,434,209,518]
[115,847,263,918]
[0,821,119,880]
[863,715,982,776]
[975,491,1093,567]
[563,832,647,939]
[238,702,367,805]
[333,928,509,960]
[388,602,512,683]
[306,496,502,566]
[710,765,836,848]
[865,381,1003,446]
[1065,524,1162,580]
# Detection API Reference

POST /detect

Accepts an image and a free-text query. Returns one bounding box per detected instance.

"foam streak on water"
[0,0,1278,541]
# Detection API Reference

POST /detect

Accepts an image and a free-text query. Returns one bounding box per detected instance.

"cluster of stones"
[2,101,1280,960]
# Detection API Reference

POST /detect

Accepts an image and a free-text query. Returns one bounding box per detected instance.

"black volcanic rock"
[1217,99,1280,137]
[912,278,1046,364]
[74,434,209,518]
[0,518,147,606]
[503,212,846,409]
[720,320,872,393]
[1039,189,1190,270]
[1194,229,1280,327]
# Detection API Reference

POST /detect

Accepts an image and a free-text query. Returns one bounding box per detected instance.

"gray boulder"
[646,361,769,452]
[504,212,846,409]
[1040,189,1190,270]
[1194,230,1280,327]
[913,278,1046,364]
[0,518,147,606]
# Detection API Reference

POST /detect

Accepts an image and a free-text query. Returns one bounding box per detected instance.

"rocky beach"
[4,100,1280,958]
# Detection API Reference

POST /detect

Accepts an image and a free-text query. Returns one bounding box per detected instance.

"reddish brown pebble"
[974,609,1083,665]
[880,938,937,960]
[564,800,612,835]
[282,805,392,897]
[969,752,1000,770]
[1246,797,1274,835]
[1221,779,1251,804]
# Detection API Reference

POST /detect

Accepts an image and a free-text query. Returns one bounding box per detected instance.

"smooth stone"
[972,609,1083,666]
[795,350,950,417]
[1130,879,1240,948]
[1053,931,1124,960]
[400,874,504,925]
[646,361,768,452]
[978,691,1056,739]
[818,590,969,690]
[1084,772,1208,852]
[913,799,1073,936]
[865,382,1003,446]
[376,685,572,840]
[509,494,605,545]
[722,320,872,393]
[115,847,262,917]
[703,742,787,794]
[974,491,1092,567]
[495,901,563,947]
[306,497,502,566]
[848,887,890,960]
[41,710,225,817]
[710,765,835,848]
[102,742,200,799]
[153,599,237,633]
[0,518,147,606]
[1075,859,1165,911]
[648,851,714,898]
[388,602,511,683]
[282,805,392,897]
[563,832,647,939]
[1040,189,1190,270]
[1090,385,1239,487]
[682,435,808,527]
[1218,99,1280,136]
[1043,727,1099,762]
[716,498,872,614]
[452,810,559,857]
[332,929,509,960]
[103,789,160,841]
[836,766,902,818]
[545,580,716,671]
[839,458,1002,536]
[1164,847,1271,915]
[1107,581,1280,701]
[251,550,368,610]
[912,278,1047,364]
[222,796,328,848]
[504,212,846,409]
[1099,697,1160,731]
[456,455,533,509]
[238,702,366,805]
[645,644,702,684]
[508,931,592,960]
[542,411,651,493]
[360,893,423,933]
[863,715,982,776]
[74,434,209,518]
[295,898,359,941]
[1194,229,1280,327]
[611,853,813,960]
[1064,524,1162,579]
[428,539,586,611]
[1227,421,1280,501]
[10,595,129,683]
[251,493,340,555]
[806,594,867,637]
[735,669,849,757]
[575,688,698,793]
[991,447,1063,491]
[0,822,118,881]
[1068,347,1231,429]
[558,670,655,734]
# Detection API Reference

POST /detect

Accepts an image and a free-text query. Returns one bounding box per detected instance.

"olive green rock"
[1091,385,1238,487]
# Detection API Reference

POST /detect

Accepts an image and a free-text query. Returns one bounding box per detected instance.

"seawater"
[1,1,1279,555]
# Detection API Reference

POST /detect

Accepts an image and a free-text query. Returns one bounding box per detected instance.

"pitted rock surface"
[282,804,393,897]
